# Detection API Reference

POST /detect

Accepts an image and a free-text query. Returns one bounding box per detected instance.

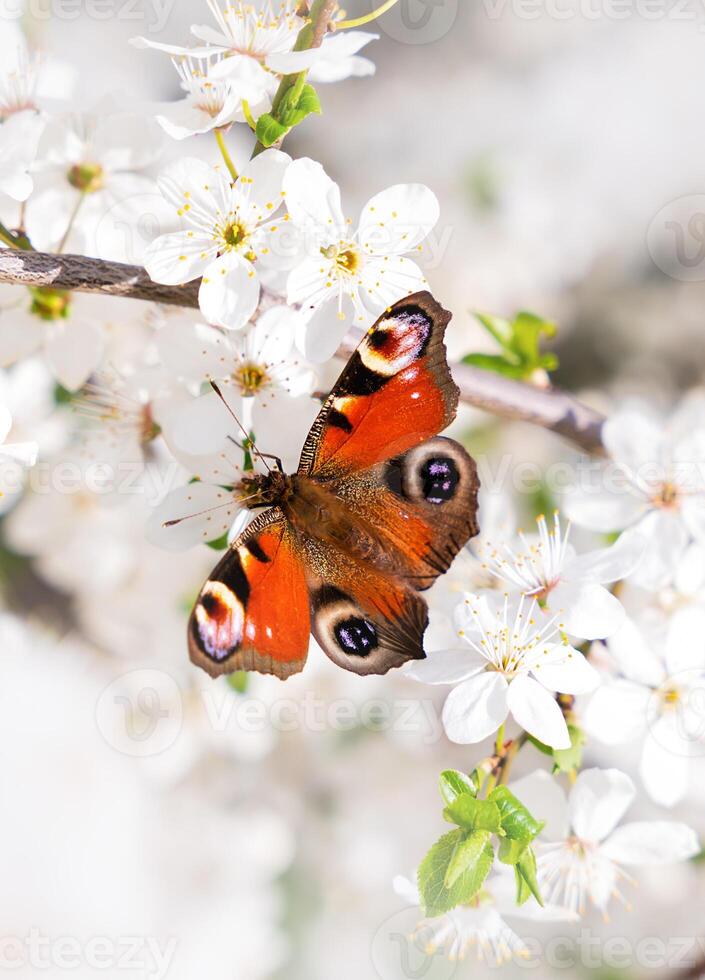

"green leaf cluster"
[529,723,585,775]
[256,83,322,148]
[463,311,558,381]
[416,770,545,917]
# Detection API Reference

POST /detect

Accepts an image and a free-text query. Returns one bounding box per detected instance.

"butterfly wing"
[188,508,310,679]
[330,436,480,592]
[304,536,428,675]
[298,291,458,478]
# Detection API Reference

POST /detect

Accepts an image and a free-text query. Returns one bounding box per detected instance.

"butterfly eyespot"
[334,617,379,657]
[420,456,460,504]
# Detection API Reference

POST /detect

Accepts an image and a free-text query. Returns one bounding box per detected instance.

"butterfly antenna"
[209,380,272,474]
[162,491,261,528]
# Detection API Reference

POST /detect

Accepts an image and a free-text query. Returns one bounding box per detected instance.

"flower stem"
[58,193,85,254]
[241,100,256,133]
[0,221,32,250]
[251,0,338,157]
[335,0,401,29]
[495,722,505,757]
[215,128,239,181]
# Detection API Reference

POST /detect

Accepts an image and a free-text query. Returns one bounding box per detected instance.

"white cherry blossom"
[511,768,699,918]
[584,612,705,806]
[132,2,376,109]
[151,53,265,140]
[0,287,104,391]
[25,104,164,253]
[0,109,44,202]
[477,511,644,640]
[565,393,705,590]
[283,157,440,361]
[143,152,292,328]
[405,591,599,749]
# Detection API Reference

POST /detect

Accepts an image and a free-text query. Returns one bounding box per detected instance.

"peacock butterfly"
[187,291,480,679]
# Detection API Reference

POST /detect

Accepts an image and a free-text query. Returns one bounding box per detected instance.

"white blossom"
[405,591,599,749]
[511,768,699,918]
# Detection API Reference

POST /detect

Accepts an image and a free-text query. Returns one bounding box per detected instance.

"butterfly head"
[237,469,293,509]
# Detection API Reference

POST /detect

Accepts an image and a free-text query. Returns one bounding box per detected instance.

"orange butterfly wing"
[189,509,310,679]
[298,292,457,478]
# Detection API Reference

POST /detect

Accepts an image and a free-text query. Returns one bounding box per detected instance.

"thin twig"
[0,247,605,452]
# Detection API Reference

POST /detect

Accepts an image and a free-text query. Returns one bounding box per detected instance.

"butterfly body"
[188,292,480,680]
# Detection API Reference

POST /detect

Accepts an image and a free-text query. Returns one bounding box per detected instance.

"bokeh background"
[2,1,705,978]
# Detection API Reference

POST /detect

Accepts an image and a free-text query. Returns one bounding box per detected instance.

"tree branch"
[0,246,605,452]
[0,247,200,307]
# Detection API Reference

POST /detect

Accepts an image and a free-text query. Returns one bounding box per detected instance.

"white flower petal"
[681,494,705,544]
[628,510,689,590]
[602,403,666,475]
[583,680,649,745]
[0,441,38,467]
[294,301,348,363]
[156,317,229,384]
[44,319,104,391]
[508,770,570,841]
[359,183,439,255]
[532,644,600,694]
[640,726,690,807]
[238,149,290,219]
[665,605,705,674]
[198,253,260,330]
[146,482,240,551]
[156,155,233,222]
[282,157,346,240]
[358,255,428,314]
[602,821,699,865]
[563,485,645,532]
[252,305,298,363]
[566,531,647,584]
[0,405,12,444]
[605,616,664,686]
[250,389,319,473]
[402,648,487,685]
[143,231,216,285]
[506,674,570,749]
[569,768,635,843]
[549,581,625,641]
[0,312,43,367]
[168,390,244,457]
[441,671,509,744]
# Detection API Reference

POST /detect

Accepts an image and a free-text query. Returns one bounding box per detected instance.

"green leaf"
[439,769,477,805]
[488,786,544,844]
[444,830,492,889]
[461,353,526,378]
[418,829,494,917]
[444,795,502,834]
[255,113,289,148]
[226,671,249,694]
[206,531,230,551]
[514,846,543,907]
[464,309,559,381]
[498,836,528,865]
[552,724,585,775]
[279,83,322,128]
[527,734,553,756]
[54,383,73,405]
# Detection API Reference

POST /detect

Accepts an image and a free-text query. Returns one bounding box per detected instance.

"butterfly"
[188,291,480,679]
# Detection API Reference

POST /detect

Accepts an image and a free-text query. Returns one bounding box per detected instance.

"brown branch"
[0,246,605,453]
[0,247,200,308]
